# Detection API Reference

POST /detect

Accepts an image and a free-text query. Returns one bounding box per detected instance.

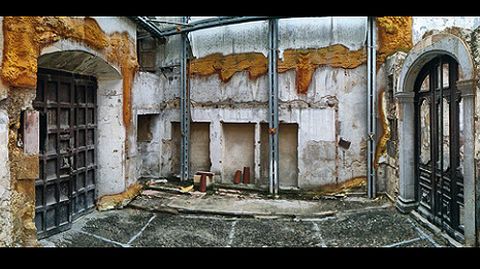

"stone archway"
[395,33,477,246]
[31,48,130,238]
[38,49,127,197]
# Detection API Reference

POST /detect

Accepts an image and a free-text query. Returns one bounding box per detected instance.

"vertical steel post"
[180,16,191,181]
[268,18,279,196]
[367,16,377,198]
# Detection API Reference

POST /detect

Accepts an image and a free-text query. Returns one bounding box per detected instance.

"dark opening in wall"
[137,114,155,142]
[136,28,162,73]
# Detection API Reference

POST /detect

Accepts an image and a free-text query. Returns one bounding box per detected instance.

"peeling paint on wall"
[189,52,267,82]
[189,44,366,94]
[376,16,413,66]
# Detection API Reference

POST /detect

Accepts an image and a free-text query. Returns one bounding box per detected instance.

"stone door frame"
[395,33,477,246]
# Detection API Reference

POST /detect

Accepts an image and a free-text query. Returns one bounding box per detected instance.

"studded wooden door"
[414,55,464,241]
[34,68,97,239]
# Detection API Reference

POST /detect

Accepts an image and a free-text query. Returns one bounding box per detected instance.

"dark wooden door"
[414,55,464,241]
[34,68,97,239]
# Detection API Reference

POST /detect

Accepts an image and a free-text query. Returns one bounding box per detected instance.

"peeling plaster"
[189,44,366,94]
[376,16,413,67]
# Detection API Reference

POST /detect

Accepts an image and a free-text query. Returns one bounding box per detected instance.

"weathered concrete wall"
[133,72,164,114]
[136,114,161,178]
[0,109,12,246]
[0,16,12,246]
[190,21,269,58]
[96,78,126,195]
[412,17,480,44]
[132,72,164,179]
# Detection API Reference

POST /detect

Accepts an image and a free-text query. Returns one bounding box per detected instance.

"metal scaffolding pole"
[268,18,279,196]
[366,16,377,198]
[180,16,191,181]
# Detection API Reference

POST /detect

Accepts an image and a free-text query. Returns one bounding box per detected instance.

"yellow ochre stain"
[1,16,138,128]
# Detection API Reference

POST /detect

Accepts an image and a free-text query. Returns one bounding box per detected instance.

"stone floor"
[39,190,451,248]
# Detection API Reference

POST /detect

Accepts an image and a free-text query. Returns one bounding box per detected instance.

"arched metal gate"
[414,55,464,241]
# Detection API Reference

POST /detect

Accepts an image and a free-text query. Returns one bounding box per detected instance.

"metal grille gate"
[34,68,97,239]
[414,55,464,241]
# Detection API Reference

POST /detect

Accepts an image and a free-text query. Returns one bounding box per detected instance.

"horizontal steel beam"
[129,16,167,40]
[149,16,283,37]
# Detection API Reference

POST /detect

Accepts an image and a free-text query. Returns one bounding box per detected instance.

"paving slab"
[80,208,154,245]
[40,229,120,248]
[130,214,233,247]
[39,193,451,248]
[231,219,322,247]
[317,207,421,247]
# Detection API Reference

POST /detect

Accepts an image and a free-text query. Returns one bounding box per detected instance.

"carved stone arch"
[395,33,477,246]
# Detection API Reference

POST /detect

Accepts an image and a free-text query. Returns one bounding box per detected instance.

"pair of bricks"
[233,167,250,184]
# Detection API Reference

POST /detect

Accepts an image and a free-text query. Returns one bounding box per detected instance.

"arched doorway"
[413,55,463,241]
[395,33,477,246]
[34,49,122,238]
